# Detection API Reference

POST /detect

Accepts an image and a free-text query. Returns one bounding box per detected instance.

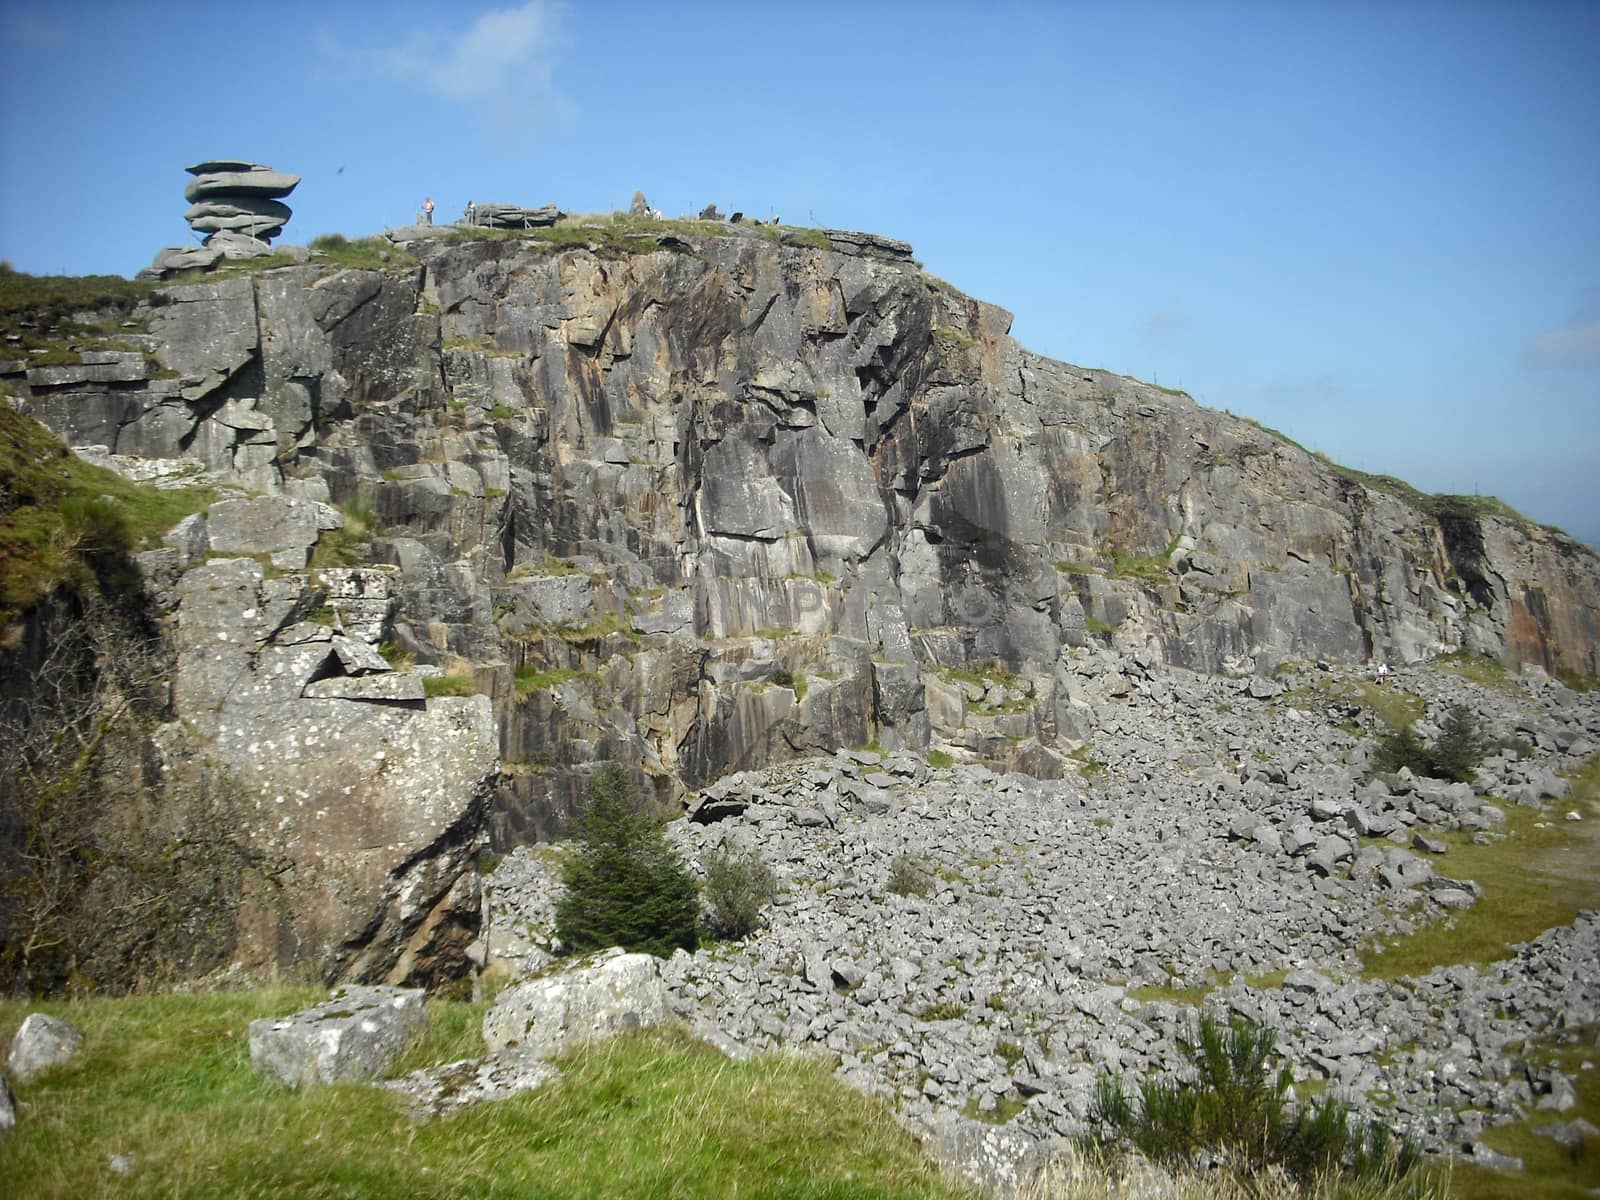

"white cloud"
[325,2,569,128]
[1523,291,1600,368]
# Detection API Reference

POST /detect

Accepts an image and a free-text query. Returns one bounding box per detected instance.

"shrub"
[700,844,778,941]
[1086,1013,1423,1192]
[0,599,261,993]
[886,855,932,897]
[554,763,698,958]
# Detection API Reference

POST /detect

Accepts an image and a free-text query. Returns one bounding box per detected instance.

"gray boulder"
[381,1051,560,1119]
[203,495,324,558]
[482,950,671,1058]
[473,203,563,229]
[0,1072,14,1136]
[183,167,301,202]
[248,986,427,1087]
[6,1013,84,1082]
[144,244,224,276]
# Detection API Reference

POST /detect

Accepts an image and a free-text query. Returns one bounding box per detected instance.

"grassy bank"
[1360,761,1600,979]
[0,989,975,1200]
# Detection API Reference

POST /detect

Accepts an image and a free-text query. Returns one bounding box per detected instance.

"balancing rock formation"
[6,215,1600,988]
[183,159,298,245]
[143,159,300,277]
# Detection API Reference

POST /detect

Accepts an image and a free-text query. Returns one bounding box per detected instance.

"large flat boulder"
[183,169,301,202]
[248,986,427,1087]
[482,951,671,1058]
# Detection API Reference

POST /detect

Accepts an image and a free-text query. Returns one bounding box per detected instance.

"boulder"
[203,495,329,557]
[248,986,427,1087]
[144,244,224,276]
[482,950,671,1058]
[381,1051,560,1119]
[184,198,293,224]
[473,203,563,229]
[6,1013,84,1082]
[0,1072,14,1136]
[206,229,278,258]
[183,168,301,202]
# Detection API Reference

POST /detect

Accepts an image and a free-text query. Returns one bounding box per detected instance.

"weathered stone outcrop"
[143,160,300,278]
[9,219,1598,868]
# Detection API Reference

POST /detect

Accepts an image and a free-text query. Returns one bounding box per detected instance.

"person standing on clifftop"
[422,196,435,225]
[465,199,476,226]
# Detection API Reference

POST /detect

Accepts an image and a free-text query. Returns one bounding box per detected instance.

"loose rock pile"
[481,658,1600,1183]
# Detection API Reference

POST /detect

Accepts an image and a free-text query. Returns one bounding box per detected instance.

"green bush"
[1087,1013,1423,1192]
[886,855,932,897]
[554,763,699,958]
[700,844,778,941]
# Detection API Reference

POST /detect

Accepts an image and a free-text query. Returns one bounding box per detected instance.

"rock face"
[7,218,1599,978]
[248,986,428,1086]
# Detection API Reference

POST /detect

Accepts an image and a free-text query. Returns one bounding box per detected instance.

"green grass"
[1360,762,1600,979]
[443,212,833,260]
[1433,651,1520,696]
[0,991,975,1200]
[927,749,954,770]
[1108,548,1172,586]
[513,666,590,696]
[1054,560,1098,575]
[0,264,155,364]
[555,612,637,644]
[1286,674,1424,731]
[307,234,415,272]
[1453,1023,1600,1200]
[307,502,375,570]
[1127,979,1216,1006]
[0,406,214,625]
[1068,744,1108,779]
[423,672,476,698]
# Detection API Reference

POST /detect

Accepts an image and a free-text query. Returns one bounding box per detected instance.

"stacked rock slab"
[183,159,299,258]
[471,203,562,229]
[144,160,301,277]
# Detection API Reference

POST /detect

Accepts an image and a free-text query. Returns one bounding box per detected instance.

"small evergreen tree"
[1372,705,1487,782]
[1430,703,1487,782]
[554,762,699,959]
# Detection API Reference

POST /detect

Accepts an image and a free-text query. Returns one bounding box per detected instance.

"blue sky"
[3,0,1596,546]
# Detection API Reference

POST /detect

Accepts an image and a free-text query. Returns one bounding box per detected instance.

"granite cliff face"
[6,222,1598,982]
